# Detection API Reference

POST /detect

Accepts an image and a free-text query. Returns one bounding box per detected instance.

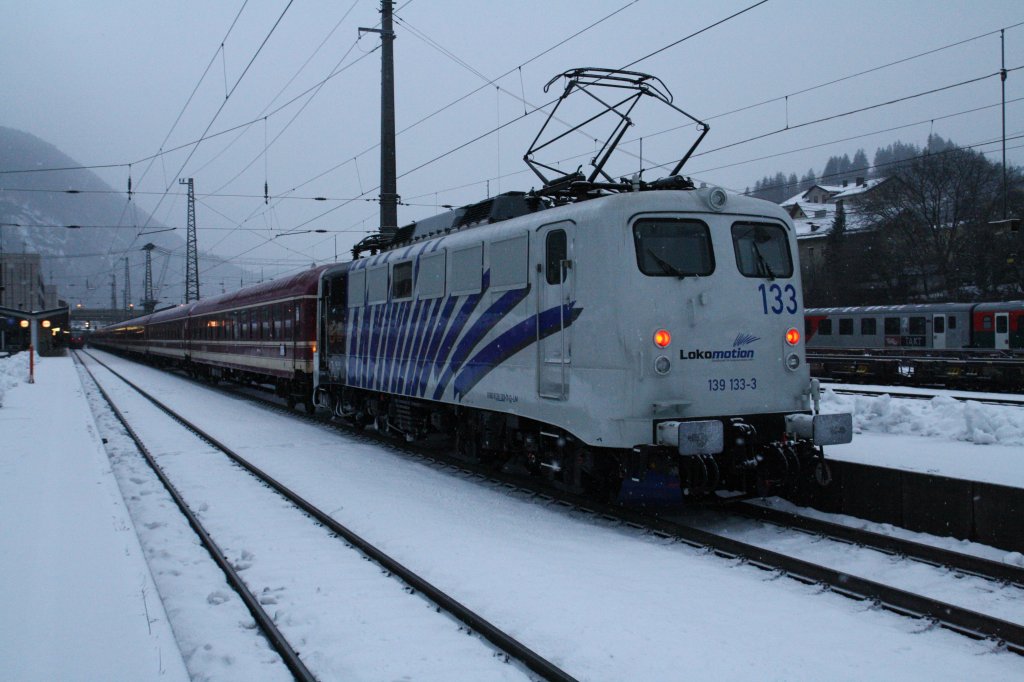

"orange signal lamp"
[785,328,800,345]
[42,320,51,328]
[653,329,672,348]
[19,320,29,328]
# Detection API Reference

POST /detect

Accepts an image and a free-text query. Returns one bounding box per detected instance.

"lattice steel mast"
[141,243,157,313]
[122,257,131,312]
[179,177,200,302]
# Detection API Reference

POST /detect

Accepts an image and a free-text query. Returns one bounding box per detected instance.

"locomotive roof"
[190,265,332,315]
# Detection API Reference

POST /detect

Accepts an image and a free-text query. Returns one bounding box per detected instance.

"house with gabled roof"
[779,176,890,300]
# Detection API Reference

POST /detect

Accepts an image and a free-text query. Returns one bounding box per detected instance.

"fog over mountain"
[0,126,253,309]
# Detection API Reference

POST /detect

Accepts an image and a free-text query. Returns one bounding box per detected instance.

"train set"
[806,302,1024,390]
[90,68,855,501]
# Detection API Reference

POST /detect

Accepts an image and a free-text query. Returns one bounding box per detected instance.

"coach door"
[932,314,947,349]
[995,313,1010,349]
[536,222,574,399]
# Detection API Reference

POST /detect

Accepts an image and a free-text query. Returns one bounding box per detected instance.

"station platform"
[0,354,188,681]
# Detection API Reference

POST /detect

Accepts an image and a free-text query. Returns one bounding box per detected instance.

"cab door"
[536,221,574,399]
[995,312,1010,349]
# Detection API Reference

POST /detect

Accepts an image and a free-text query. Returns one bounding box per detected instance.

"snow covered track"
[74,353,317,682]
[77,350,576,682]
[183,368,1024,657]
[735,502,1024,589]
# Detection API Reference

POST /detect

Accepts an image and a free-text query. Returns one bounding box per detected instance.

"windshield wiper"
[647,248,688,278]
[751,242,776,280]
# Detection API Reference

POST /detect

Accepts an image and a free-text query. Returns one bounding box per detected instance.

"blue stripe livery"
[346,266,582,402]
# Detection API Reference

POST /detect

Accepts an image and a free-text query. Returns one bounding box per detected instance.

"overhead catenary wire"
[192,11,1024,278]
[13,7,1024,300]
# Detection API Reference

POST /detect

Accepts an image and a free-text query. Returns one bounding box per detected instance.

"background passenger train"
[806,302,1024,351]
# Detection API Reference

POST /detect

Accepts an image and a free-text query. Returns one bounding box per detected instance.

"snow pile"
[822,388,1024,446]
[0,352,31,407]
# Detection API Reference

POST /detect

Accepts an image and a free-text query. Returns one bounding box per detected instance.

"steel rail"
[74,352,319,682]
[80,350,578,682]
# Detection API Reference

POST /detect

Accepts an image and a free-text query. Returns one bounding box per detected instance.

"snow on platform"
[0,354,188,682]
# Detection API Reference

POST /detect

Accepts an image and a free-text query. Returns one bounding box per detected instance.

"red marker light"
[785,328,800,345]
[654,329,672,348]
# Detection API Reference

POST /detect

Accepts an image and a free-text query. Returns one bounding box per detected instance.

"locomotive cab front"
[571,188,852,497]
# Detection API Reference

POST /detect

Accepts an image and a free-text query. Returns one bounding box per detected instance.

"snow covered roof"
[781,177,888,239]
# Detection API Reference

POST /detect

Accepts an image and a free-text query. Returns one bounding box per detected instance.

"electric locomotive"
[313,184,851,498]
[95,68,853,500]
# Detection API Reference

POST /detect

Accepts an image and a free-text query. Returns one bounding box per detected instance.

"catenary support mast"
[180,177,200,302]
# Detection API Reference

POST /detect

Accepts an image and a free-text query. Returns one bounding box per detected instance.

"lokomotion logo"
[680,333,760,361]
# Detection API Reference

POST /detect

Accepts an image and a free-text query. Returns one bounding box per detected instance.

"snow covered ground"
[1,351,1022,680]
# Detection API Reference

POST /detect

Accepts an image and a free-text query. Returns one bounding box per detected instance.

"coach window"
[934,316,945,334]
[633,219,713,278]
[884,317,900,335]
[283,304,294,337]
[948,315,957,330]
[839,318,853,335]
[731,222,793,279]
[417,251,445,299]
[909,317,926,335]
[367,265,389,304]
[451,243,483,295]
[861,318,877,335]
[348,269,366,308]
[997,315,1008,333]
[491,233,528,290]
[818,319,832,335]
[982,315,992,331]
[392,261,413,300]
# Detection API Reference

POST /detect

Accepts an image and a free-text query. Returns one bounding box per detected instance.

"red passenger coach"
[92,265,330,410]
[186,266,329,408]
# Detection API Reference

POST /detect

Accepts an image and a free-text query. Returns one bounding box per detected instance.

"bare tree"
[858,146,1003,299]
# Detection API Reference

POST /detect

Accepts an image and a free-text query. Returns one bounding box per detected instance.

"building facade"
[0,253,47,311]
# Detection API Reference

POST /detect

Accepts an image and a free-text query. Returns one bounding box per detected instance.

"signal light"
[785,328,800,345]
[653,329,672,348]
[20,320,29,328]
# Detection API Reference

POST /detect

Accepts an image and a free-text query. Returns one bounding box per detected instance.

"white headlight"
[654,355,671,375]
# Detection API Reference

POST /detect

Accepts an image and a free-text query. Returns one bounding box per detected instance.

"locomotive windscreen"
[633,218,714,277]
[731,222,793,279]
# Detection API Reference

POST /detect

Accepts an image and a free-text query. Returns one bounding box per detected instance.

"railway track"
[823,385,1024,407]
[86,349,1024,659]
[77,350,576,682]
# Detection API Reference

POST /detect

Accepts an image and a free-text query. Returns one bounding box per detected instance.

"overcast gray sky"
[3,0,1023,286]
